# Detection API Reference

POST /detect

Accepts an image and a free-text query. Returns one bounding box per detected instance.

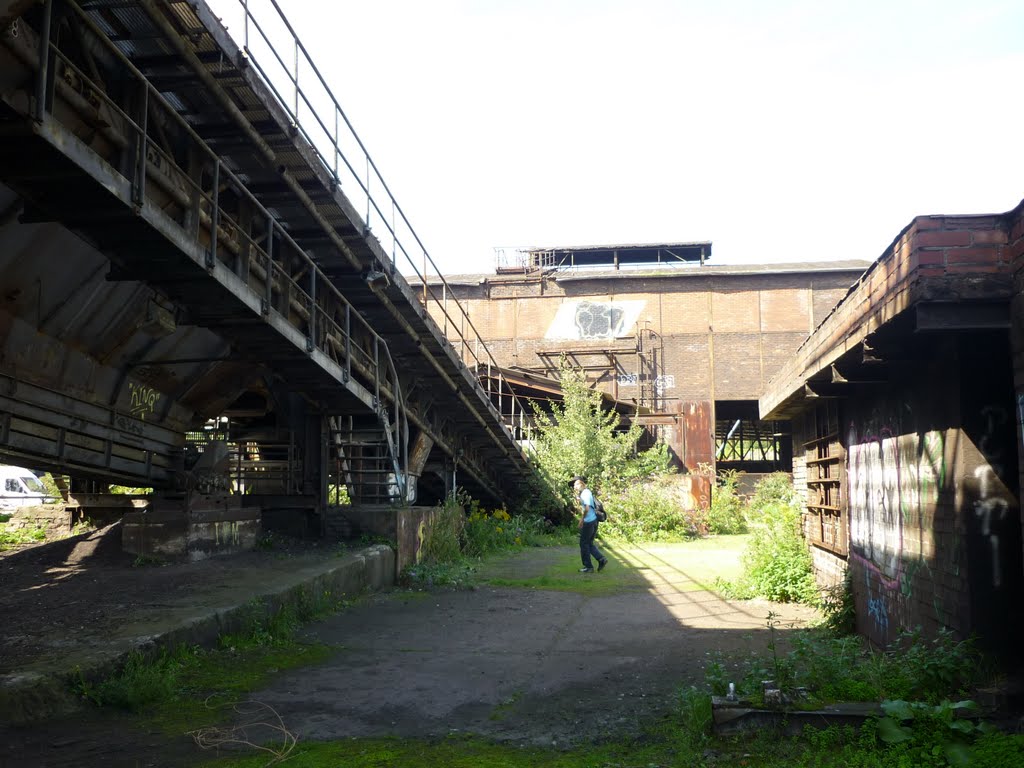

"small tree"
[530,363,669,512]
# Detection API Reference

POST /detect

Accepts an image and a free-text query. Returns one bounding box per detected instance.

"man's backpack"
[593,496,607,522]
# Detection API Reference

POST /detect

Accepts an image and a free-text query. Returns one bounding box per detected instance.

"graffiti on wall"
[849,398,1018,642]
[973,405,1011,588]
[655,374,676,394]
[545,300,646,340]
[1017,393,1024,450]
[128,381,160,421]
[847,419,947,638]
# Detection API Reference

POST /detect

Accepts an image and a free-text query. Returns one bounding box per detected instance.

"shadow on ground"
[0,536,818,766]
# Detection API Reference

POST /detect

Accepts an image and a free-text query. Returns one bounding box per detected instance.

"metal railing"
[33,0,411,496]
[220,0,536,446]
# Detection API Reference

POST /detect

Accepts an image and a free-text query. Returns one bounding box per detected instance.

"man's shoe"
[598,559,608,572]
[579,567,594,573]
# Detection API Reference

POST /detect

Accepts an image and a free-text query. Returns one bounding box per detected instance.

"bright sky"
[206,0,1024,275]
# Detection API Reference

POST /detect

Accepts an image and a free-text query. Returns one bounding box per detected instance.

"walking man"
[572,475,608,573]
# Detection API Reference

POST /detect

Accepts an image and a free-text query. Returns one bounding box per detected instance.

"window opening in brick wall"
[804,400,847,556]
[714,400,792,473]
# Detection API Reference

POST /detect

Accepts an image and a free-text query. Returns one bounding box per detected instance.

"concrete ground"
[0,524,395,725]
[256,543,819,749]
[0,529,819,766]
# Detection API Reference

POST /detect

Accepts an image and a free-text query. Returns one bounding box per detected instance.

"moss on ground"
[142,642,336,735]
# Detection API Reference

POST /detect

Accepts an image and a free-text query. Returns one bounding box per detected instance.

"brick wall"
[427,267,866,404]
[1009,201,1024,581]
[842,334,1021,657]
[810,546,847,591]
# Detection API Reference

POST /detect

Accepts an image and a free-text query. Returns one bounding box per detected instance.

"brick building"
[760,200,1024,661]
[425,245,869,478]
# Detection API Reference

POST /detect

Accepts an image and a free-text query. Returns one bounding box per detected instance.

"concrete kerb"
[712,696,884,735]
[0,544,396,726]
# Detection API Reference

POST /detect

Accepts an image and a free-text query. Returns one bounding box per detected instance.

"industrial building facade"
[426,247,869,479]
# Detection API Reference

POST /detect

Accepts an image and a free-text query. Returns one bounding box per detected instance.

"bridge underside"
[0,0,536,519]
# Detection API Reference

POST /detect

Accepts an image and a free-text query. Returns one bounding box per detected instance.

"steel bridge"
[0,0,537,519]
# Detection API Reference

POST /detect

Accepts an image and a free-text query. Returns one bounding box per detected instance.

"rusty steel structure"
[0,0,537,511]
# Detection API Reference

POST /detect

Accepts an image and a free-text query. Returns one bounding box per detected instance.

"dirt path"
[1,539,819,766]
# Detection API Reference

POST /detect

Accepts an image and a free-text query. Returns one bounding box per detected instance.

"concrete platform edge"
[0,544,396,726]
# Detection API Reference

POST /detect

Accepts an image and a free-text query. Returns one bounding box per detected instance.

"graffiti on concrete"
[973,405,1011,588]
[128,381,160,421]
[544,300,646,340]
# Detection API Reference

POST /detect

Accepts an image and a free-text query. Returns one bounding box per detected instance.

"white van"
[0,466,50,510]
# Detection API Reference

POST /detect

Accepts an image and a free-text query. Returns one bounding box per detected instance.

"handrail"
[46,0,411,497]
[220,0,535,445]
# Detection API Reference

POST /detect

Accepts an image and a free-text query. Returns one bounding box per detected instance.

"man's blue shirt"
[580,487,596,523]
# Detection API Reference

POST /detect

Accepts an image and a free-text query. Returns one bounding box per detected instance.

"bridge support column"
[404,430,433,505]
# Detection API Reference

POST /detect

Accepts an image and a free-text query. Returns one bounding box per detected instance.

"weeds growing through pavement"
[704,621,985,708]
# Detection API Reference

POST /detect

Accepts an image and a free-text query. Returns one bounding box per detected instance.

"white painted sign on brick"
[545,300,646,340]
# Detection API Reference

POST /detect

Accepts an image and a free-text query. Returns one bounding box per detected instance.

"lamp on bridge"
[365,269,390,290]
[141,299,176,338]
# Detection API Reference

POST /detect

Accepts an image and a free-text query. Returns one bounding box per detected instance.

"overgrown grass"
[704,618,988,709]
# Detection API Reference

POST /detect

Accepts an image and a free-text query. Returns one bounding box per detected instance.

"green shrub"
[0,525,47,550]
[875,698,1006,767]
[707,469,746,534]
[403,493,563,587]
[707,619,989,710]
[740,500,818,602]
[601,482,704,542]
[677,685,712,750]
[109,484,153,495]
[880,628,982,704]
[717,474,817,604]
